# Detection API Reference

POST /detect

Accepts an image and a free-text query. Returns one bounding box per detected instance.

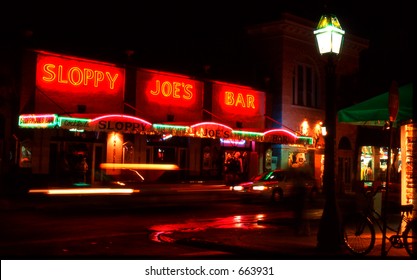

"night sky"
[2,0,412,100]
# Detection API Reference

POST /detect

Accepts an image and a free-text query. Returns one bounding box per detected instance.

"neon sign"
[42,64,119,89]
[263,129,298,144]
[220,139,247,147]
[211,82,265,128]
[213,83,263,115]
[58,117,90,130]
[89,115,152,133]
[19,114,58,128]
[36,53,125,94]
[150,80,193,100]
[143,70,198,107]
[191,122,233,139]
[224,91,256,109]
[153,124,189,137]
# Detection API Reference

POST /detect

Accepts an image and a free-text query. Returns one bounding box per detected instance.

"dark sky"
[2,0,412,97]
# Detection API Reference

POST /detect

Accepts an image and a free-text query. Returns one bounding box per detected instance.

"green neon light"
[153,124,189,129]
[58,116,90,126]
[19,114,58,128]
[232,130,263,136]
[297,136,314,145]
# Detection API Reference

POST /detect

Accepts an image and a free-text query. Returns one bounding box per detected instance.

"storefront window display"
[360,145,401,185]
[401,123,416,206]
[265,149,273,171]
[288,152,307,168]
[19,139,32,168]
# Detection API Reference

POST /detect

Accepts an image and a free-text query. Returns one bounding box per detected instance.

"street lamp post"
[314,14,345,251]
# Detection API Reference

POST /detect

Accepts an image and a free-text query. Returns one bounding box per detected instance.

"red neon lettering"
[94,71,104,87]
[150,80,160,95]
[106,72,118,89]
[58,65,68,84]
[183,84,193,100]
[149,79,194,100]
[224,91,255,109]
[246,94,255,108]
[68,67,83,85]
[225,91,234,105]
[235,93,245,107]
[83,68,94,85]
[161,81,172,97]
[42,64,56,82]
[173,82,181,98]
[41,63,119,89]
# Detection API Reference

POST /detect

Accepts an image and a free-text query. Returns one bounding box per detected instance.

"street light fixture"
[314,14,345,251]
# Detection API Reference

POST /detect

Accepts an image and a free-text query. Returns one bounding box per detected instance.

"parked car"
[230,169,318,203]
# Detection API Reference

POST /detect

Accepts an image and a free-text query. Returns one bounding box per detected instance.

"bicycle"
[343,185,417,257]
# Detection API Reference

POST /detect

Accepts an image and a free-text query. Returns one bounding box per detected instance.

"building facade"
[246,13,368,193]
[1,13,369,195]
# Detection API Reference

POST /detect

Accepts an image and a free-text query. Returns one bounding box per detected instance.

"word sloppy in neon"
[224,91,255,109]
[150,80,193,100]
[42,64,119,90]
[97,120,149,132]
[20,115,56,126]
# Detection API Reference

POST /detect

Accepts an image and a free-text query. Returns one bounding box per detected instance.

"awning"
[88,114,153,133]
[337,83,413,126]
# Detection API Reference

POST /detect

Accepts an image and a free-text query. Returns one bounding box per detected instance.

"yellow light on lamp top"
[314,14,345,54]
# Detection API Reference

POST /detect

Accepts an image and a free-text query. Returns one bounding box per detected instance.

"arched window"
[338,136,352,150]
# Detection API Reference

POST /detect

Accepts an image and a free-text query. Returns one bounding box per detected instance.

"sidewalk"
[165,213,413,260]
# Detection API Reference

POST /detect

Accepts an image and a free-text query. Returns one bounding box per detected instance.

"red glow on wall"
[144,72,198,107]
[36,53,125,94]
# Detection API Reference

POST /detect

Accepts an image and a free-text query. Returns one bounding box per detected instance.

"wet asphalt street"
[0,183,412,260]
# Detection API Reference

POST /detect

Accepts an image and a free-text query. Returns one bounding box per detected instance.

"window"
[293,64,318,108]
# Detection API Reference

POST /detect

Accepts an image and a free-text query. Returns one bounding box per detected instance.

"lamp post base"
[316,197,344,252]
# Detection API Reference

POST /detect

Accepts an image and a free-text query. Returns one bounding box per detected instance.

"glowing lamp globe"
[314,14,345,54]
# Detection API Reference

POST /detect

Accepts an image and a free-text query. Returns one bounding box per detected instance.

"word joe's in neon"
[150,79,193,100]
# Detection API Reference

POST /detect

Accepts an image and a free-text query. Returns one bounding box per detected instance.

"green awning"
[337,83,413,126]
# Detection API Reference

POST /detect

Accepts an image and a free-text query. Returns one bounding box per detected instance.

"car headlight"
[231,186,244,191]
[252,185,268,191]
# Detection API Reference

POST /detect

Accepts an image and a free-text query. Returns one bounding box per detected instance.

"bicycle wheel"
[343,213,375,255]
[403,218,417,257]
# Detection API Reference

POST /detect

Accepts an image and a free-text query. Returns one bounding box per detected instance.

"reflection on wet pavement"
[149,213,275,243]
[149,209,324,243]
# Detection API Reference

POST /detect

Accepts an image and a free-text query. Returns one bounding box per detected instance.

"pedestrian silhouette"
[290,167,311,236]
